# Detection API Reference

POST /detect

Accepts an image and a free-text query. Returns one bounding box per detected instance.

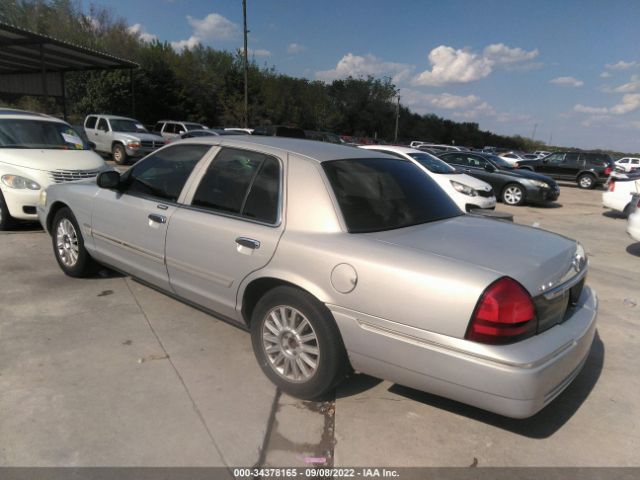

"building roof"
[0,22,138,74]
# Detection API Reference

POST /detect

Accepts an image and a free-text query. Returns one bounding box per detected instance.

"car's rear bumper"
[330,285,597,419]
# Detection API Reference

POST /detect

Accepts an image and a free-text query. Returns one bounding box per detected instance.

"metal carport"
[0,22,138,119]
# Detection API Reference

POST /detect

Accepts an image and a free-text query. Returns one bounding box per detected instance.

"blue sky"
[104,0,640,151]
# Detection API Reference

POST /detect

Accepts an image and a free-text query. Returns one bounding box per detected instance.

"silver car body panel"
[38,136,598,418]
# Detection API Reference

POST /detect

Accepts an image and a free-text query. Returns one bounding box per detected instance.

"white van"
[0,109,110,229]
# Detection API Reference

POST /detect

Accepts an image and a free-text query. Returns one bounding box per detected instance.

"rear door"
[165,146,284,320]
[91,144,211,290]
[93,117,110,153]
[558,152,580,179]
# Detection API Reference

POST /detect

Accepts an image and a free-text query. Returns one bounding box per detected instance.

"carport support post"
[61,71,67,121]
[39,43,48,100]
[129,68,135,116]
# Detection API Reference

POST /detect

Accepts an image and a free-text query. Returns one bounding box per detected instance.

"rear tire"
[112,143,128,165]
[51,207,95,277]
[250,286,349,399]
[501,183,525,206]
[0,191,15,231]
[578,173,596,189]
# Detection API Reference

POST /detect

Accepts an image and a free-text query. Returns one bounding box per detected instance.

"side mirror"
[97,170,121,189]
[484,163,496,172]
[88,141,97,150]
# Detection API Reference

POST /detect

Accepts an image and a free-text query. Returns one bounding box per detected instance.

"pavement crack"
[124,278,233,471]
[254,388,282,468]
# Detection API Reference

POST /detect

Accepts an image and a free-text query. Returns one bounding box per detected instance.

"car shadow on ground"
[626,243,640,257]
[531,202,562,209]
[1,221,43,233]
[602,210,627,220]
[346,331,604,439]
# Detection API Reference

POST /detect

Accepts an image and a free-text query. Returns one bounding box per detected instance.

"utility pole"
[394,95,400,143]
[243,0,249,128]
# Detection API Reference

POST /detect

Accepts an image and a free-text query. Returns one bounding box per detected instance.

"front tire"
[0,191,15,231]
[52,208,95,277]
[250,286,349,399]
[112,143,128,165]
[501,183,525,206]
[578,173,596,189]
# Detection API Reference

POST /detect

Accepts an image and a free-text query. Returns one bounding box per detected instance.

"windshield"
[323,158,462,233]
[407,152,457,174]
[0,119,90,150]
[487,154,514,169]
[110,119,148,133]
[184,123,206,131]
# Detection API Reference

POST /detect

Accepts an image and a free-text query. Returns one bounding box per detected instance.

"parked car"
[38,136,597,419]
[84,114,165,165]
[359,145,496,212]
[602,172,640,216]
[533,150,551,158]
[252,125,306,138]
[180,129,247,139]
[517,151,614,189]
[614,157,640,173]
[627,194,640,241]
[224,127,254,134]
[438,151,560,206]
[0,108,110,230]
[153,120,209,142]
[499,152,527,166]
[304,130,343,144]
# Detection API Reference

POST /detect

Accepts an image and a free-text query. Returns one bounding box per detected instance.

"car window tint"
[565,153,580,164]
[122,144,210,202]
[97,118,108,131]
[85,116,97,129]
[547,153,565,164]
[242,157,281,223]
[323,158,461,233]
[192,148,278,219]
[467,155,486,167]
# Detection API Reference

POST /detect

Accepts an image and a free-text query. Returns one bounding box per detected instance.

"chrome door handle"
[157,204,169,210]
[236,237,260,249]
[148,213,166,224]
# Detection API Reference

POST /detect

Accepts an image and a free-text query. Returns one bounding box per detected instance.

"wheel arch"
[46,201,71,233]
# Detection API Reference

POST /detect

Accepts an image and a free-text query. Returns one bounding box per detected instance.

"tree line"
[0,0,621,154]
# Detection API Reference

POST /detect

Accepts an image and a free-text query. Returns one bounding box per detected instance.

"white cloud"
[315,53,414,84]
[605,60,638,70]
[610,75,640,93]
[249,48,272,57]
[188,13,239,41]
[600,71,612,78]
[574,104,608,114]
[580,115,612,128]
[549,76,584,87]
[171,12,239,51]
[574,94,640,116]
[482,43,539,65]
[402,89,482,111]
[412,43,538,87]
[287,43,306,54]
[127,23,157,43]
[171,36,200,51]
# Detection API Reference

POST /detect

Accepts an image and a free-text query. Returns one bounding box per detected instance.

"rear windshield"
[323,158,462,233]
[0,119,90,150]
[406,152,457,174]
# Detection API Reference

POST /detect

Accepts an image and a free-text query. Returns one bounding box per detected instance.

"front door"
[90,143,212,290]
[166,147,284,321]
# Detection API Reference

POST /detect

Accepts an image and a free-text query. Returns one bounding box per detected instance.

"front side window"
[184,123,205,131]
[547,153,565,165]
[96,118,109,131]
[121,144,210,202]
[153,122,164,132]
[191,148,281,223]
[467,155,488,168]
[323,158,461,233]
[0,120,90,150]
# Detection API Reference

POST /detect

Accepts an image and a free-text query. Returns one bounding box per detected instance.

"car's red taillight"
[608,180,616,192]
[465,277,537,344]
[604,167,612,176]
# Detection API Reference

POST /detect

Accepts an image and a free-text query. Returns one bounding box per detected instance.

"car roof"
[88,114,137,121]
[0,108,65,122]
[178,135,380,162]
[157,120,204,124]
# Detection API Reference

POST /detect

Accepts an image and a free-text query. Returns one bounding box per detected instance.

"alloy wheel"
[261,305,320,382]
[503,186,523,205]
[56,218,79,267]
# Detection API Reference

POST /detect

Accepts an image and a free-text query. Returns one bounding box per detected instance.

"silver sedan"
[37,136,597,418]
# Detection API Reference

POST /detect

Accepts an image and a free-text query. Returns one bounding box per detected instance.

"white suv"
[0,109,109,229]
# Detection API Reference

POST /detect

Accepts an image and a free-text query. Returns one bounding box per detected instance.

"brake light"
[604,167,612,176]
[465,277,537,344]
[608,180,615,192]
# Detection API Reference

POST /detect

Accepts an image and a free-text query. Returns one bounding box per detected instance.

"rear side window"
[323,158,461,233]
[191,148,281,223]
[85,116,97,129]
[121,144,210,202]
